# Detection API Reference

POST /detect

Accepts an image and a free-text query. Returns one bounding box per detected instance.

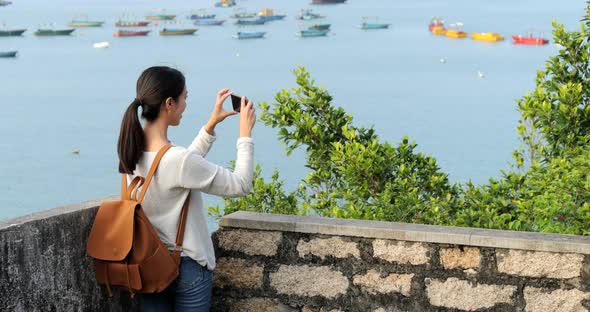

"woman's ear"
[165,97,175,110]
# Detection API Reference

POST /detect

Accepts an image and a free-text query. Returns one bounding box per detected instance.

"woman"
[117,66,256,311]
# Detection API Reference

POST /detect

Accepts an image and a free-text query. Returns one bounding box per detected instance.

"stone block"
[229,298,278,312]
[440,247,481,269]
[269,265,349,298]
[214,257,264,289]
[352,269,414,296]
[425,277,516,311]
[217,229,282,256]
[496,249,584,279]
[297,236,360,260]
[373,239,430,265]
[524,287,590,312]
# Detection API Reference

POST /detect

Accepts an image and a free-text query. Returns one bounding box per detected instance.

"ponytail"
[117,98,144,174]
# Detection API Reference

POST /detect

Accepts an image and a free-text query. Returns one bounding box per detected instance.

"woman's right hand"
[239,96,256,138]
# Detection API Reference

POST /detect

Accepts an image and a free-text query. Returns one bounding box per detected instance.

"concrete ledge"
[219,211,590,254]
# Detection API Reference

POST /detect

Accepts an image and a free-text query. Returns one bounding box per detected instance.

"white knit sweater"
[126,127,254,270]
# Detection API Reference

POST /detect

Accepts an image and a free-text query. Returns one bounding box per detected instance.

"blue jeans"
[139,257,214,312]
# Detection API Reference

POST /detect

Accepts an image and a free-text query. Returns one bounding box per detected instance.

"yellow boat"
[471,32,504,42]
[431,25,446,35]
[445,29,467,38]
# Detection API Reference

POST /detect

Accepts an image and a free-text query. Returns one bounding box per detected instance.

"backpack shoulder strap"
[137,144,173,203]
[172,192,191,260]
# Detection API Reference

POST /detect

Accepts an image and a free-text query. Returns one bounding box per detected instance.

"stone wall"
[212,211,590,312]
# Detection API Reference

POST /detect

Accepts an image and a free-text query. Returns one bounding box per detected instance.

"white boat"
[93,41,109,49]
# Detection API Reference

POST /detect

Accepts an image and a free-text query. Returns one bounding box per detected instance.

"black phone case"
[231,95,246,112]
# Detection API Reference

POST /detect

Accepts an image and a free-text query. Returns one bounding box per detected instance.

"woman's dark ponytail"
[117,66,186,174]
[118,98,144,174]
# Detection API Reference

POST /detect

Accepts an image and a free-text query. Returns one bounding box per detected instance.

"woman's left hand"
[205,88,237,133]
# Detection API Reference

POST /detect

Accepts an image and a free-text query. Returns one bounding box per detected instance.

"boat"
[93,41,109,49]
[308,24,330,31]
[115,21,150,27]
[311,0,346,4]
[34,28,76,36]
[114,30,150,37]
[194,19,225,26]
[235,18,266,25]
[512,34,549,45]
[0,51,17,57]
[296,9,325,20]
[233,31,266,39]
[472,32,504,42]
[230,9,257,19]
[159,28,198,36]
[359,17,390,30]
[428,17,444,32]
[68,20,104,27]
[189,13,216,20]
[146,15,176,21]
[445,29,467,38]
[0,29,27,36]
[298,29,329,37]
[258,8,286,21]
[0,1,12,6]
[431,25,446,35]
[214,0,236,8]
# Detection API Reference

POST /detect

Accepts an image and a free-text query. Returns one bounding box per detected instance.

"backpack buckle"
[173,245,183,252]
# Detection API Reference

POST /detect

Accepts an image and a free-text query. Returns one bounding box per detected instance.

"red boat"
[115,21,150,27]
[114,30,150,37]
[512,35,549,45]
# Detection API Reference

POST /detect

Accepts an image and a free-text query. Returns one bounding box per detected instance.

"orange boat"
[512,35,549,45]
[431,25,446,35]
[445,29,467,38]
[114,30,150,37]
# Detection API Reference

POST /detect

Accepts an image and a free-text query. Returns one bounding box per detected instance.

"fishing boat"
[0,51,17,57]
[194,19,225,26]
[0,1,12,6]
[297,9,325,20]
[34,28,75,36]
[297,29,329,37]
[114,30,150,37]
[512,34,549,45]
[258,8,286,21]
[214,0,236,8]
[68,20,104,27]
[445,29,467,38]
[311,0,346,4]
[230,8,257,19]
[308,24,330,31]
[159,28,197,36]
[189,10,216,20]
[472,32,504,42]
[431,25,446,35]
[0,29,26,36]
[146,15,176,21]
[115,21,150,27]
[428,17,444,32]
[359,17,390,30]
[235,18,266,26]
[233,31,266,39]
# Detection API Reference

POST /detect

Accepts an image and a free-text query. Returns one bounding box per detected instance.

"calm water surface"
[0,0,585,226]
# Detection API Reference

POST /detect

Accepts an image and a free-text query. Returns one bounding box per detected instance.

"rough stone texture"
[373,239,430,265]
[269,265,349,298]
[297,236,360,260]
[440,247,481,269]
[214,257,264,289]
[0,198,134,312]
[497,249,584,279]
[228,298,279,312]
[425,277,516,311]
[524,287,590,312]
[352,270,414,296]
[217,229,282,256]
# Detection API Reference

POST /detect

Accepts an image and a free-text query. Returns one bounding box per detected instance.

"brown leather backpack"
[87,144,189,297]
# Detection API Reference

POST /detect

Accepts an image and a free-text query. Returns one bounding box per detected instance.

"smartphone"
[231,94,248,113]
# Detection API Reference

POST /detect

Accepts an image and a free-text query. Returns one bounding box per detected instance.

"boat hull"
[445,30,467,38]
[159,29,197,36]
[309,24,331,31]
[298,29,329,37]
[0,51,17,57]
[115,21,150,27]
[34,29,75,36]
[259,15,286,22]
[235,19,266,25]
[360,23,390,30]
[311,0,346,4]
[68,21,104,27]
[512,35,549,45]
[146,15,176,21]
[190,14,216,20]
[114,30,150,37]
[233,32,266,39]
[194,19,225,26]
[0,29,26,36]
[472,32,504,42]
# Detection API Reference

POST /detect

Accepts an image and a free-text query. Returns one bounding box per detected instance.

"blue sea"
[0,0,585,224]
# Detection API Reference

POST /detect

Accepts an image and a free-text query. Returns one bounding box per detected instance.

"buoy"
[93,42,109,49]
[478,70,485,79]
[71,149,80,155]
